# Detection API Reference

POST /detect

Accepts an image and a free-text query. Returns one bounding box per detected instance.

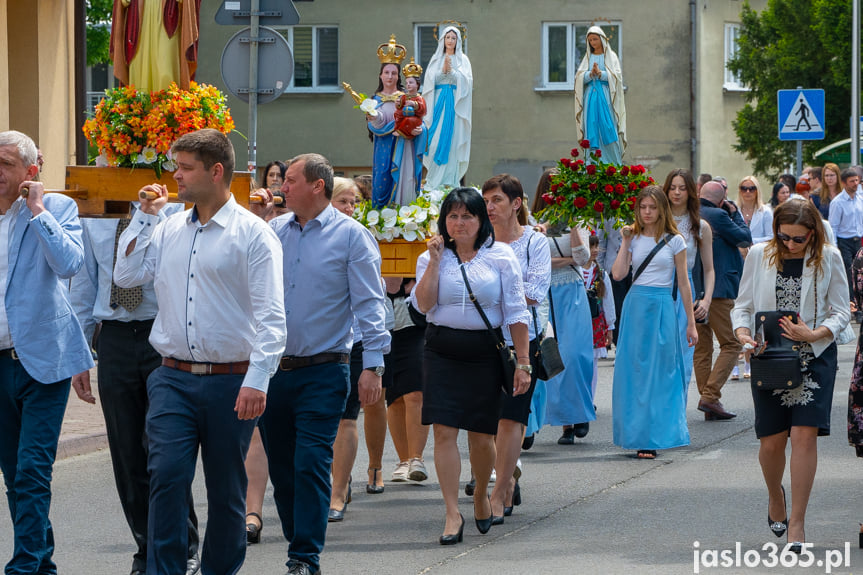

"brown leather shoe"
[697,400,737,420]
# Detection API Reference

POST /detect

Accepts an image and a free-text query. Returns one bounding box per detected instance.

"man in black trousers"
[71,204,201,575]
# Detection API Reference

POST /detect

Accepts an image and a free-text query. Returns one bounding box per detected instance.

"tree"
[86,0,113,67]
[727,0,854,178]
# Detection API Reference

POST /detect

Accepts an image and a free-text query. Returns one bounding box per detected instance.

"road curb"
[57,432,108,461]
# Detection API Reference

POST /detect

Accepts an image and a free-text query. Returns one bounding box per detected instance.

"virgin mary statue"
[574,26,626,164]
[421,24,473,190]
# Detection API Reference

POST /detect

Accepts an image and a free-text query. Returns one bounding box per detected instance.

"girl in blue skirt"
[611,186,698,459]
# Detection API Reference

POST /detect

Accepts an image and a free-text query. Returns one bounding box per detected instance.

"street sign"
[777,89,825,141]
[220,26,293,104]
[215,0,300,26]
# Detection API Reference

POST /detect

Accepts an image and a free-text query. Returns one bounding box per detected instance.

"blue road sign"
[778,89,825,141]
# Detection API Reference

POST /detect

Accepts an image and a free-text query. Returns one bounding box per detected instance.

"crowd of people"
[2,120,863,575]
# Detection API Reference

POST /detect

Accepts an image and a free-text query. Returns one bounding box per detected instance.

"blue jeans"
[0,356,70,575]
[145,367,255,575]
[260,363,349,571]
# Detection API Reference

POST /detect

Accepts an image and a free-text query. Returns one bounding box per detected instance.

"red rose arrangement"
[536,139,653,231]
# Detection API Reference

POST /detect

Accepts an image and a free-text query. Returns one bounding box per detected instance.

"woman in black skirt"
[733,199,850,552]
[412,188,531,545]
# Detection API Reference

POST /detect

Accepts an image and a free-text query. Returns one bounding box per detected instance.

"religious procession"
[2,1,863,574]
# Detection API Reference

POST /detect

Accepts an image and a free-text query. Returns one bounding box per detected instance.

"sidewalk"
[57,367,107,460]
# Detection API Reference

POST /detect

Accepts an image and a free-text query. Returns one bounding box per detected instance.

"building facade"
[198,0,766,198]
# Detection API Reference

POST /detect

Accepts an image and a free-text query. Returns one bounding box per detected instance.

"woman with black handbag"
[482,174,552,523]
[733,199,850,553]
[412,188,531,545]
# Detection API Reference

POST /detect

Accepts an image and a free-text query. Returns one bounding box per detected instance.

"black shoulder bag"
[455,254,515,395]
[750,277,815,391]
[525,234,565,380]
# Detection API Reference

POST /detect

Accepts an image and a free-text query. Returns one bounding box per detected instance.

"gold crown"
[377,34,407,65]
[403,57,423,79]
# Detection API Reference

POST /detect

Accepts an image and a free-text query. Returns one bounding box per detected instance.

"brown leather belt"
[279,352,350,371]
[162,357,249,375]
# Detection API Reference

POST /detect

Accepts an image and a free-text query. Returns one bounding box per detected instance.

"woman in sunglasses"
[737,176,773,245]
[732,199,850,553]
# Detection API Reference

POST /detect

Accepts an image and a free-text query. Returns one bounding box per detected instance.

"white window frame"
[724,23,746,91]
[276,25,340,93]
[539,21,621,91]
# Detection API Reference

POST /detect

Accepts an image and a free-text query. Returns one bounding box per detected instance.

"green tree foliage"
[727,0,854,178]
[86,0,113,67]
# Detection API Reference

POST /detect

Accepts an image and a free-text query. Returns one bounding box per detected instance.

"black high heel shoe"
[366,468,384,494]
[439,514,465,545]
[768,486,788,538]
[474,498,493,534]
[245,512,263,544]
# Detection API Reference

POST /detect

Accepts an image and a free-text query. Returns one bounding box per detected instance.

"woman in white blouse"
[413,188,531,544]
[481,174,551,523]
[611,186,697,459]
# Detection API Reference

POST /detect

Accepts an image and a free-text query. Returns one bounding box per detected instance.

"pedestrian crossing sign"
[778,89,825,141]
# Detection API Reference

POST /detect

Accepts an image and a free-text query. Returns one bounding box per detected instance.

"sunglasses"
[739,186,757,192]
[776,231,811,244]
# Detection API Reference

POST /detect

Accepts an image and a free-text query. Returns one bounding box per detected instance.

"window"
[276,26,339,91]
[414,24,468,86]
[724,23,745,90]
[540,22,621,90]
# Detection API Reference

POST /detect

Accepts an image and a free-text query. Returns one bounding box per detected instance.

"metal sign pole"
[796,85,803,176]
[853,0,860,166]
[247,0,260,174]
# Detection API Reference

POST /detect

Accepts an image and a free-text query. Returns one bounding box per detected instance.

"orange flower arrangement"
[83,82,234,177]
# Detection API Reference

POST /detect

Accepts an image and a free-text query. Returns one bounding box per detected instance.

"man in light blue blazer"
[0,131,94,575]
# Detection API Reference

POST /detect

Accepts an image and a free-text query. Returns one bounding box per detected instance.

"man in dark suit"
[693,181,752,420]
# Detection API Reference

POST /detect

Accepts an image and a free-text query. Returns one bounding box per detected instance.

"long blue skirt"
[612,285,690,450]
[542,279,596,426]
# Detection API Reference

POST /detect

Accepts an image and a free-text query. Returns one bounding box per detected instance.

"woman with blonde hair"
[737,175,773,244]
[733,200,849,552]
[328,177,394,520]
[611,186,697,459]
[811,163,842,219]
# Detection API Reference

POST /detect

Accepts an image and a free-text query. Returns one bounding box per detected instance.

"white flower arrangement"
[359,98,379,117]
[353,188,450,242]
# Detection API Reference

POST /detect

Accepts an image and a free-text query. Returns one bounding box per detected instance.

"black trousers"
[837,236,860,303]
[97,320,199,572]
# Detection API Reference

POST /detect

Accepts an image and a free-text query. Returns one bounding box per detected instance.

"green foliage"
[727,0,855,179]
[86,0,113,67]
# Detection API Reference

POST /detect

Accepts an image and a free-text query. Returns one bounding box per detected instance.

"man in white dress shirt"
[828,168,863,318]
[70,202,201,575]
[113,129,287,575]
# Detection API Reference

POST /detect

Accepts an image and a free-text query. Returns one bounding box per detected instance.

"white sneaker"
[391,461,409,482]
[408,458,428,482]
[730,365,740,381]
[489,468,497,483]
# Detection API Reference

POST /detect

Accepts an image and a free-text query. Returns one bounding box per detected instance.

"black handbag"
[532,292,565,380]
[456,257,515,396]
[691,247,709,324]
[750,311,804,391]
[525,234,565,380]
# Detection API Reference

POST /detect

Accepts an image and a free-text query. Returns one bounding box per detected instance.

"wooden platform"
[62,166,255,217]
[379,239,427,278]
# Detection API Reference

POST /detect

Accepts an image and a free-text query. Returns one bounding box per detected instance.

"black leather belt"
[0,348,18,360]
[279,352,350,371]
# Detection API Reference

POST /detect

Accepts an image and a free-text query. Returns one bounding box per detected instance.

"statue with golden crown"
[348,35,427,208]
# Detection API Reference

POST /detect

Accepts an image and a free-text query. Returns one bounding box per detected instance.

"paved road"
[2,343,863,574]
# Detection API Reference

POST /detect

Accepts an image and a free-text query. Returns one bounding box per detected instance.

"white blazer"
[731,242,850,357]
[748,205,773,244]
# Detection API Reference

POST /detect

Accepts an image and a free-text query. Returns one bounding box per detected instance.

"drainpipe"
[690,0,698,172]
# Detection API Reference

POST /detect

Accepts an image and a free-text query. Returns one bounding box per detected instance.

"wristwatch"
[365,366,385,376]
[516,363,532,375]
